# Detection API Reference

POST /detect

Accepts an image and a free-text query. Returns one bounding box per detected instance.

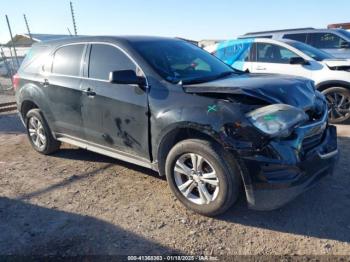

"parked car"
[206,38,350,123]
[239,27,350,59]
[15,36,338,216]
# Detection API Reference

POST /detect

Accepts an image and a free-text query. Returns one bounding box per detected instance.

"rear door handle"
[41,79,49,87]
[82,88,96,97]
[256,66,266,71]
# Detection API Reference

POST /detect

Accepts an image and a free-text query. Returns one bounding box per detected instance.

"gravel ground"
[0,113,350,256]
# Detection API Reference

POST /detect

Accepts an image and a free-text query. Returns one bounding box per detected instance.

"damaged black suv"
[15,36,338,216]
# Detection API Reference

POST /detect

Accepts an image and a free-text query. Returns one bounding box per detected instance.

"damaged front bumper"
[235,123,338,211]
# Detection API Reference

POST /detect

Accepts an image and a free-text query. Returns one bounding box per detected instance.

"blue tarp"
[214,38,254,70]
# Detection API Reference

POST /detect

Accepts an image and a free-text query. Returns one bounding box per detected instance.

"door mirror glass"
[109,70,145,85]
[289,57,309,65]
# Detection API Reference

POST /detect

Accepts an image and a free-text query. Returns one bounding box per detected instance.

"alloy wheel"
[325,91,350,123]
[174,153,219,205]
[28,116,47,150]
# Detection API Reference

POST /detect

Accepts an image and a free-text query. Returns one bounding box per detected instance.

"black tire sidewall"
[165,139,240,216]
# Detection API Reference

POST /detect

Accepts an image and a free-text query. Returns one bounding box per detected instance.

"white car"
[206,38,350,123]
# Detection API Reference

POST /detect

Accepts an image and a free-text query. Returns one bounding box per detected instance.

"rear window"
[52,44,85,76]
[308,33,346,49]
[283,33,308,43]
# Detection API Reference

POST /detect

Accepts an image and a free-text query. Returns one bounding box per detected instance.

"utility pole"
[5,15,19,67]
[70,1,78,36]
[23,14,33,41]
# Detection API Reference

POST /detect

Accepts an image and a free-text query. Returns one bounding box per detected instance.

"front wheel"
[323,87,350,124]
[165,139,241,216]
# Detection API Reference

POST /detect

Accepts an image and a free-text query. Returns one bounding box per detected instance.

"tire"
[165,139,241,216]
[25,109,61,154]
[322,87,350,124]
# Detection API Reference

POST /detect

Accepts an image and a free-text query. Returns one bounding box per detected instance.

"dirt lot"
[0,111,350,256]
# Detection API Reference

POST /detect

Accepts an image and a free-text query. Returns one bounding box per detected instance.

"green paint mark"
[207,105,217,113]
[263,115,277,121]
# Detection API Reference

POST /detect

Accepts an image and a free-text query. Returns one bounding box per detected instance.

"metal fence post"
[5,15,20,68]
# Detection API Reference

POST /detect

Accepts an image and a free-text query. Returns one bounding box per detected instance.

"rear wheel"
[26,109,61,154]
[323,87,350,123]
[165,139,241,216]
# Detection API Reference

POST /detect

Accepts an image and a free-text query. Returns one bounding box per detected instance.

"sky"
[1,0,350,43]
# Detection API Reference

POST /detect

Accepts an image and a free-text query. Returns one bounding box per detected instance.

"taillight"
[12,73,20,90]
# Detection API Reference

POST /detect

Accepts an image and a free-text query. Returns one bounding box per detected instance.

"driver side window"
[256,43,299,64]
[88,44,136,80]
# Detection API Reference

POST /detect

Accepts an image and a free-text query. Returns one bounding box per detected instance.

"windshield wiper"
[182,71,236,85]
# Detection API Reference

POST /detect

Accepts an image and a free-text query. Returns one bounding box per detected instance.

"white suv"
[206,38,350,123]
[239,28,350,59]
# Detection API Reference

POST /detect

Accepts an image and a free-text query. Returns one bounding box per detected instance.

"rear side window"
[20,45,50,74]
[308,33,345,49]
[283,33,308,43]
[88,44,136,80]
[52,44,85,76]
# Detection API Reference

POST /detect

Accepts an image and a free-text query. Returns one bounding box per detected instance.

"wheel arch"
[17,83,56,131]
[20,100,39,121]
[316,80,350,92]
[156,126,224,177]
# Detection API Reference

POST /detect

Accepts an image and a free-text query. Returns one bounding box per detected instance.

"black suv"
[15,36,338,216]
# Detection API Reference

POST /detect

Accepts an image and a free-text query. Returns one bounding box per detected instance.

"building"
[198,39,225,48]
[1,33,72,58]
[328,23,350,30]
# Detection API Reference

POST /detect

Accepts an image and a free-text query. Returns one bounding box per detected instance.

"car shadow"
[2,113,350,243]
[0,113,161,179]
[0,112,25,134]
[52,148,161,180]
[216,136,350,243]
[0,197,180,255]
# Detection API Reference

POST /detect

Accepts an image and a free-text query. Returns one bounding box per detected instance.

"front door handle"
[82,88,96,97]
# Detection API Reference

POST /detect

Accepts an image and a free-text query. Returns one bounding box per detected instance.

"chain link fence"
[0,46,22,92]
[0,45,22,108]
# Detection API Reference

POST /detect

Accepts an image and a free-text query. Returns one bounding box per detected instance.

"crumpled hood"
[322,58,350,68]
[183,74,317,111]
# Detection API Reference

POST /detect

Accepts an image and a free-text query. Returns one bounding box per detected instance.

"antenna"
[5,15,20,67]
[23,14,33,41]
[70,1,78,36]
[67,27,73,36]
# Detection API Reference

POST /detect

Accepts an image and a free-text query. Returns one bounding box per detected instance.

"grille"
[302,131,324,152]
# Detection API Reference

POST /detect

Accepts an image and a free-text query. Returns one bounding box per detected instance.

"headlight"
[246,104,308,137]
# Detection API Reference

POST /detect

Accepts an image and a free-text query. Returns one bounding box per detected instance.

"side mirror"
[109,70,145,85]
[340,41,350,49]
[289,57,310,65]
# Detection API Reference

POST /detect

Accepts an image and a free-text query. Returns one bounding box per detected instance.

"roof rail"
[244,27,315,35]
